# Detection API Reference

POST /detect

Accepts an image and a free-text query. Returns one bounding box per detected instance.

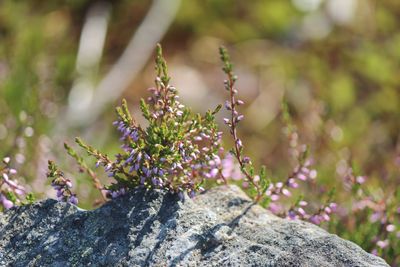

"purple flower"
[310,215,321,225]
[104,163,112,172]
[224,101,232,110]
[125,155,134,164]
[69,195,78,205]
[151,178,160,186]
[242,157,250,164]
[56,190,63,198]
[288,210,297,220]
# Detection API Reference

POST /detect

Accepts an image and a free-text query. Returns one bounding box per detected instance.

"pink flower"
[329,203,338,212]
[356,176,366,184]
[310,215,321,225]
[324,207,332,214]
[376,240,389,249]
[209,168,219,178]
[297,207,306,216]
[309,170,317,179]
[282,188,292,197]
[271,194,280,201]
[299,200,308,207]
[0,194,13,209]
[322,213,330,222]
[269,203,282,214]
[288,178,299,188]
[386,224,395,232]
[296,173,307,181]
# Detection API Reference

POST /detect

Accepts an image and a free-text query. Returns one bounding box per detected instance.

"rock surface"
[0,185,388,267]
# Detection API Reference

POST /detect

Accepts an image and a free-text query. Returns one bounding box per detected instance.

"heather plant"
[332,165,400,261]
[63,45,226,200]
[219,47,270,202]
[219,47,338,225]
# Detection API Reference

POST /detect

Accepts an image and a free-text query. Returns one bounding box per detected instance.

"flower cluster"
[339,165,399,257]
[74,45,225,199]
[286,199,338,222]
[266,157,316,203]
[46,160,78,205]
[0,157,29,210]
[265,143,337,224]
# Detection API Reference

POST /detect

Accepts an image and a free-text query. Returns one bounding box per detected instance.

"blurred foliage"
[0,0,399,264]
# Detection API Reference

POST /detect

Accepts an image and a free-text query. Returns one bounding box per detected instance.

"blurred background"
[0,0,399,263]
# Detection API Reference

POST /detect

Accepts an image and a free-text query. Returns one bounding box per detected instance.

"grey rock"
[0,185,389,267]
